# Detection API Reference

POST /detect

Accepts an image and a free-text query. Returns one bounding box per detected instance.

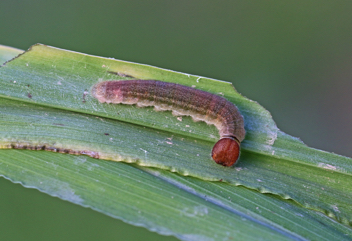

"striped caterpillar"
[92,80,245,166]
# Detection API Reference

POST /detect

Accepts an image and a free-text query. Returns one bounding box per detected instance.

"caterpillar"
[92,80,245,166]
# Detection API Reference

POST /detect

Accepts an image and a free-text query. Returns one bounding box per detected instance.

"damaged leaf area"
[0,44,352,240]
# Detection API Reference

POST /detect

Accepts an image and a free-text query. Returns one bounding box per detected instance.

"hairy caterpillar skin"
[92,80,245,166]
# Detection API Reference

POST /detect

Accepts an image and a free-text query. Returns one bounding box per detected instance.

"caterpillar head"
[211,137,240,167]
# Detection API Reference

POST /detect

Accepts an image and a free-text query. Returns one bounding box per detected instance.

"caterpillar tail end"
[211,138,240,167]
[91,82,108,103]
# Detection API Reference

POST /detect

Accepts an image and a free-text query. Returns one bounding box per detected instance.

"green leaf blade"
[1,44,352,240]
[0,45,23,65]
[0,149,297,241]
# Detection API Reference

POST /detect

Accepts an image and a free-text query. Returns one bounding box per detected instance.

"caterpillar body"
[92,80,245,166]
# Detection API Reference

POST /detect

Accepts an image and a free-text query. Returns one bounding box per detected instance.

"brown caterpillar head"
[211,137,240,167]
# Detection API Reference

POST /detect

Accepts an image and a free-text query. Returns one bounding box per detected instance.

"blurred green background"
[0,1,351,240]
